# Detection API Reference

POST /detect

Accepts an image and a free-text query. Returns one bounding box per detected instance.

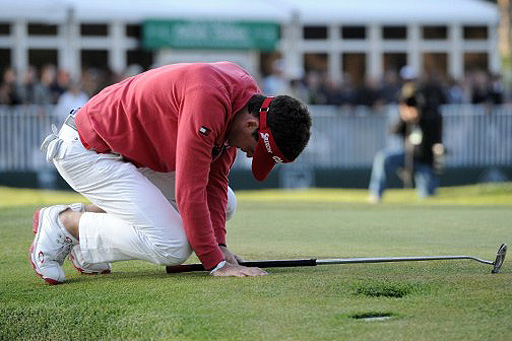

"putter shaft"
[317,255,494,266]
[165,244,506,274]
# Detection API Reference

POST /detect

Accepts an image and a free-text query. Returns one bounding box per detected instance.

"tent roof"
[0,0,499,25]
[71,0,291,23]
[281,0,499,25]
[0,0,70,22]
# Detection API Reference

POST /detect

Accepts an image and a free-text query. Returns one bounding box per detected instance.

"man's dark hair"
[247,94,312,161]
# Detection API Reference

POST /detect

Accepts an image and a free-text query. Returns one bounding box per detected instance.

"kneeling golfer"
[29,62,312,284]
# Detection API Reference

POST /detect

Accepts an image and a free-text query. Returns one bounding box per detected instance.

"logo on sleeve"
[199,126,212,136]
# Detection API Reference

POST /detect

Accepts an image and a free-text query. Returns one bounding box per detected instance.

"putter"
[166,243,507,274]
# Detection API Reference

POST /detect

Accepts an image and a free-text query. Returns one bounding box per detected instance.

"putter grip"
[166,259,317,273]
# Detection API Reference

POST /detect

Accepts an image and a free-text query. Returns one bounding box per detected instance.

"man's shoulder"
[184,63,257,93]
[195,62,253,80]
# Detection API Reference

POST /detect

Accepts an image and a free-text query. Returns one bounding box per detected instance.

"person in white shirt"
[53,81,89,124]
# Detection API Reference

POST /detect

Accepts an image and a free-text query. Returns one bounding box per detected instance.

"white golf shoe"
[67,203,112,275]
[29,205,77,285]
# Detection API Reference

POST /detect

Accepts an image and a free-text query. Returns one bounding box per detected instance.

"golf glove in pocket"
[41,125,63,162]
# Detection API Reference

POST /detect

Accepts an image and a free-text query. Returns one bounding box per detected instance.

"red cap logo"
[251,97,291,182]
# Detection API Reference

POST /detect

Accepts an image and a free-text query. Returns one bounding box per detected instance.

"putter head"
[491,243,507,274]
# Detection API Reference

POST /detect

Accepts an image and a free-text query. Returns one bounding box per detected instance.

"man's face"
[227,110,260,158]
[229,127,259,158]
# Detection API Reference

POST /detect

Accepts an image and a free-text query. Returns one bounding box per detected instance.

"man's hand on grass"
[211,262,268,277]
[213,245,268,276]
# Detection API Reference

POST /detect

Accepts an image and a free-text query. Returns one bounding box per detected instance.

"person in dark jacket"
[369,83,444,202]
[0,68,22,105]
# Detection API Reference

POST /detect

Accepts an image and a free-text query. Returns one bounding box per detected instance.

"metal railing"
[442,105,512,167]
[1,104,512,172]
[0,106,58,171]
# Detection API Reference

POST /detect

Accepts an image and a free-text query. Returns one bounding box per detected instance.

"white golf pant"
[49,123,236,266]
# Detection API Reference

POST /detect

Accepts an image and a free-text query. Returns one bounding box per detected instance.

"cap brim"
[251,141,276,182]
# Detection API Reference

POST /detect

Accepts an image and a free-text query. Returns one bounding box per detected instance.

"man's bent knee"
[152,240,192,266]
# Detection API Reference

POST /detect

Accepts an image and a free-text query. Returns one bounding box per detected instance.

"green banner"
[143,20,279,50]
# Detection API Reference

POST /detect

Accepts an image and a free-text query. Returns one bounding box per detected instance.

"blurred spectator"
[19,66,51,105]
[41,64,65,104]
[289,78,310,104]
[338,77,356,108]
[262,59,290,95]
[470,71,488,104]
[421,71,447,110]
[304,71,325,104]
[122,64,144,80]
[1,63,510,108]
[446,77,465,104]
[53,81,89,123]
[380,70,401,104]
[81,67,114,97]
[57,69,71,92]
[487,74,504,105]
[0,68,22,105]
[352,77,383,108]
[368,83,444,202]
[321,78,345,106]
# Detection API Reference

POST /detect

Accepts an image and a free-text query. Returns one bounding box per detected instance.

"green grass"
[1,184,511,340]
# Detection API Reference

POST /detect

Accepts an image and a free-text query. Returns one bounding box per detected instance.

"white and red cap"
[252,97,292,182]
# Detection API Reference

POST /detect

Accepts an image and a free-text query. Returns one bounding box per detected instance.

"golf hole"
[351,312,393,322]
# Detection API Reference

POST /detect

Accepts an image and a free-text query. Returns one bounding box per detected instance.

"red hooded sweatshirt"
[75,62,261,269]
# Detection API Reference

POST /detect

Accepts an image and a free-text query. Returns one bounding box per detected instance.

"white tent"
[0,0,498,25]
[277,0,499,25]
[0,0,70,22]
[68,0,291,23]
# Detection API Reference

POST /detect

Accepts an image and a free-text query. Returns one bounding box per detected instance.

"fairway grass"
[0,185,511,340]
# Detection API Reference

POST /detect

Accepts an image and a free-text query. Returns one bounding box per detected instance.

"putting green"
[1,184,510,340]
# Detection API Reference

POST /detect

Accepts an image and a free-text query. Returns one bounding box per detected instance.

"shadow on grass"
[63,268,209,285]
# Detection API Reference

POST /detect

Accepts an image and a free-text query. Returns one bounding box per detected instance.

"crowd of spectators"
[1,63,509,118]
[263,65,508,109]
[0,64,143,121]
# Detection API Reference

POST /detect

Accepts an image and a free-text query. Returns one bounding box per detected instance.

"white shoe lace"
[54,234,74,265]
